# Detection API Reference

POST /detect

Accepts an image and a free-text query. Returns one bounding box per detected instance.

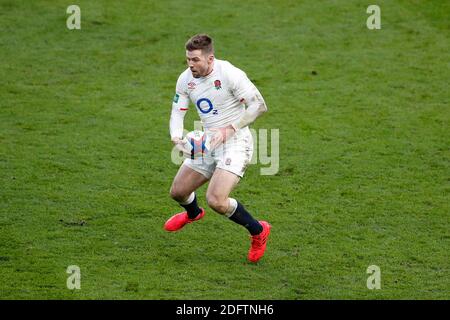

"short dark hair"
[185,34,214,54]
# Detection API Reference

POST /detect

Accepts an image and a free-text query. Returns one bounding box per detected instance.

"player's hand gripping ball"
[178,130,210,159]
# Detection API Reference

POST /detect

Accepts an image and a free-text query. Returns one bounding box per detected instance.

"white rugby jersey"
[170,59,261,138]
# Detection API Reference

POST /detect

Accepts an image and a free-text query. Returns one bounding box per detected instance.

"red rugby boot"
[164,208,205,232]
[248,221,271,263]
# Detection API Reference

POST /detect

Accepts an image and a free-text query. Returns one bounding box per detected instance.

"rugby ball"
[181,130,210,159]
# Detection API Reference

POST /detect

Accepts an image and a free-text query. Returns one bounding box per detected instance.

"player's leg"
[206,168,271,262]
[165,163,210,232]
[206,168,262,234]
[170,163,209,216]
[207,127,270,262]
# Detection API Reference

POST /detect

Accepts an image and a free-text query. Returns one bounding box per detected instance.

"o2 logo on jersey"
[196,98,217,115]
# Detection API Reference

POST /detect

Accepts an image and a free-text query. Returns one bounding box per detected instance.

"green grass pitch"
[0,0,448,299]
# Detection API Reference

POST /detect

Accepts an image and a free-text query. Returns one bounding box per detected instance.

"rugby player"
[165,34,270,263]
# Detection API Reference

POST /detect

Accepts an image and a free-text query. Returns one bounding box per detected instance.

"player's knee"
[206,194,227,214]
[169,185,187,202]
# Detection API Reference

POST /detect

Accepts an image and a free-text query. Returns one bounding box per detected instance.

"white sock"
[225,198,238,218]
[179,192,195,205]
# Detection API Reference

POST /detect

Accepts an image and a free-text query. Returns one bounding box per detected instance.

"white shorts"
[183,127,253,179]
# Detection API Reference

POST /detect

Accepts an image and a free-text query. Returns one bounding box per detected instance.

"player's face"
[186,50,214,78]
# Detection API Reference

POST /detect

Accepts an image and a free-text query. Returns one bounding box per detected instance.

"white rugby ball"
[181,130,210,159]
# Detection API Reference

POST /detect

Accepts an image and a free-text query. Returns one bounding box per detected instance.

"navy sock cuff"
[181,194,202,219]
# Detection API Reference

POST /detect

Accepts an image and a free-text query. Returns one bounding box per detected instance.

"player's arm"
[210,68,267,149]
[231,86,267,131]
[230,68,267,130]
[169,77,190,145]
